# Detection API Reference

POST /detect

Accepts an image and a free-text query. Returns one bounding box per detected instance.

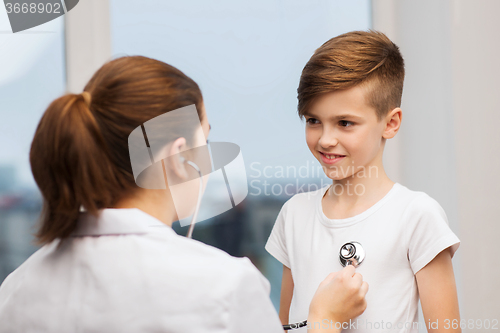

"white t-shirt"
[0,208,283,333]
[265,182,460,333]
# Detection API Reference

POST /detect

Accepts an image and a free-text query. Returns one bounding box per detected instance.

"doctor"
[0,55,368,333]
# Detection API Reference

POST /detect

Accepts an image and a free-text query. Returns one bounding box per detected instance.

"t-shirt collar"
[317,182,401,228]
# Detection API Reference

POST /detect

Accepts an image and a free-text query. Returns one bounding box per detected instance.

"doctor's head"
[30,55,211,245]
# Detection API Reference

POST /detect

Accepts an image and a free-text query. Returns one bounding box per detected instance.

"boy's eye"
[339,120,354,127]
[306,118,354,127]
[306,118,319,125]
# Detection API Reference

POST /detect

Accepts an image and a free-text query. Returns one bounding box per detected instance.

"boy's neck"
[323,166,395,213]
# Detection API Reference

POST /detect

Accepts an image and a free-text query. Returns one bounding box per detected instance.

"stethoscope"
[338,241,365,267]
[180,157,368,331]
[282,241,365,330]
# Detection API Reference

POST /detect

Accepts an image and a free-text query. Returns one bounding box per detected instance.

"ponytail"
[30,92,123,245]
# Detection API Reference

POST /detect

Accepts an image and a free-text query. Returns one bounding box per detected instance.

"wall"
[374,0,500,330]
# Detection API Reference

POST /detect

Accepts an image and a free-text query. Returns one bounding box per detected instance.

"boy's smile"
[304,84,399,181]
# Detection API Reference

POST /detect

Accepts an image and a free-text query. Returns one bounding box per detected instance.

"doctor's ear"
[165,137,189,180]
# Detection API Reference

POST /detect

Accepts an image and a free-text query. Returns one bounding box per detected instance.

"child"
[265,30,461,332]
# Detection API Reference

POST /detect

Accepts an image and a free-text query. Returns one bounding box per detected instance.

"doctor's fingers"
[352,281,369,311]
[339,264,356,279]
[317,271,339,290]
[358,282,369,314]
[349,272,364,288]
[360,281,369,297]
[323,271,340,283]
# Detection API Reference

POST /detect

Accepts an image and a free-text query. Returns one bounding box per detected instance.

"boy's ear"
[382,107,402,139]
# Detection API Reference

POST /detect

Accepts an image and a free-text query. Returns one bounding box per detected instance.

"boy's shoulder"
[393,183,447,219]
[397,182,442,203]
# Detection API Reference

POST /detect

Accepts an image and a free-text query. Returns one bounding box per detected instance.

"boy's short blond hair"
[297,29,405,122]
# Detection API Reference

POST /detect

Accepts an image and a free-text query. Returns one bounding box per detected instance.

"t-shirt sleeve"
[227,257,284,333]
[406,194,460,274]
[264,202,290,268]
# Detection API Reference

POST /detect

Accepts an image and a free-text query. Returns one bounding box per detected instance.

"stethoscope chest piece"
[339,241,365,267]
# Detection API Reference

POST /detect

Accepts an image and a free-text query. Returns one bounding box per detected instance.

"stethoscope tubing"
[185,159,203,239]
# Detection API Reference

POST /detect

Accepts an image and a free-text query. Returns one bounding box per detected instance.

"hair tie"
[81,91,92,107]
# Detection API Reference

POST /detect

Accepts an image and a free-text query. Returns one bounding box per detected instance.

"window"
[0,13,65,283]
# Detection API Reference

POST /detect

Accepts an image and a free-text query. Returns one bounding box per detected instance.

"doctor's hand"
[307,265,368,333]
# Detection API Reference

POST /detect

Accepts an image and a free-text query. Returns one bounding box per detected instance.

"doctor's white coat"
[0,208,283,333]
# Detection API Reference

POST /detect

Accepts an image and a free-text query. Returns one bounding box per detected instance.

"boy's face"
[304,84,393,180]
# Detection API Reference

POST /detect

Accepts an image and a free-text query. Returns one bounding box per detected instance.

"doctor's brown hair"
[297,29,405,121]
[30,56,204,245]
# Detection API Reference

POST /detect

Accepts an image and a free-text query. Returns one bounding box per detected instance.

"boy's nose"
[318,131,339,147]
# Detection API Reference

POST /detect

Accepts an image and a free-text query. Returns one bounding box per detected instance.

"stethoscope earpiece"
[339,241,365,267]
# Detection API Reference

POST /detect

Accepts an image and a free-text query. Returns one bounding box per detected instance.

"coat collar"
[70,208,176,237]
